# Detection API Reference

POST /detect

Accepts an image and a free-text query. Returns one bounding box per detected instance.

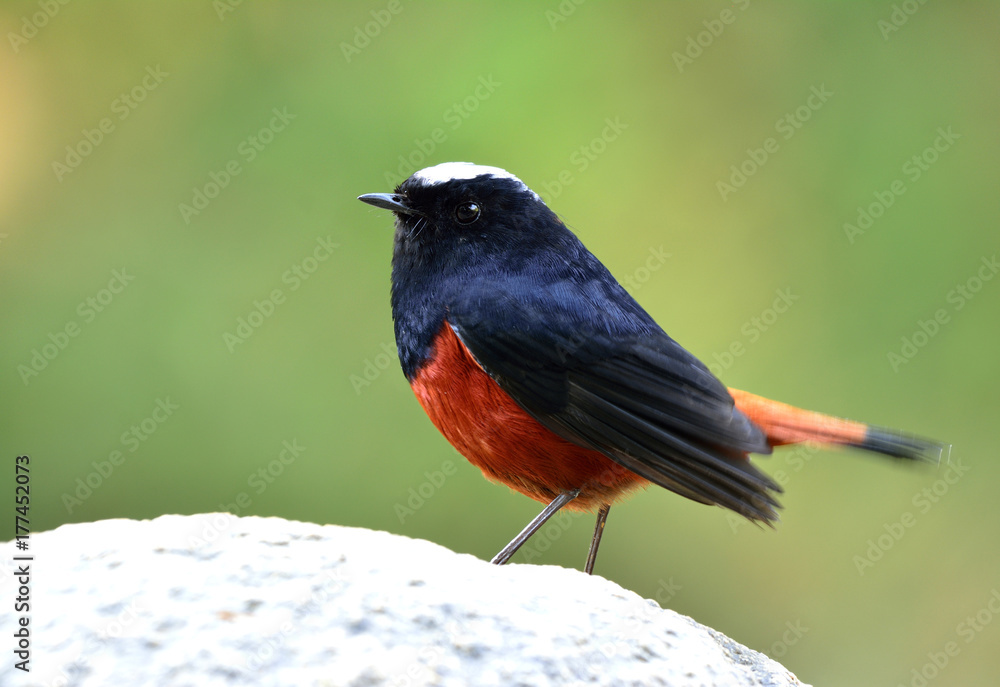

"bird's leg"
[584,503,611,575]
[491,489,580,565]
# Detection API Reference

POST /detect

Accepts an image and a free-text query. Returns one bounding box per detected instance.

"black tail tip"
[854,427,950,465]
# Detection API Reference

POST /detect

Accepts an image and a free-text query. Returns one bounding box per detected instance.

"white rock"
[2,514,809,686]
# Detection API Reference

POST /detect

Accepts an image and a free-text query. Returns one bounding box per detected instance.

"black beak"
[358,193,422,216]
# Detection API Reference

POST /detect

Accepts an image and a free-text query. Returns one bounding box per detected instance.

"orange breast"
[409,322,646,511]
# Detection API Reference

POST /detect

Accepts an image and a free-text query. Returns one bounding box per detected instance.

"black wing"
[449,287,782,523]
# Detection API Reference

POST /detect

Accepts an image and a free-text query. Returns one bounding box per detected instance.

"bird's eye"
[455,201,481,225]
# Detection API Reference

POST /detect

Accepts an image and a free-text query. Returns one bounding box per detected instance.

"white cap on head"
[411,162,541,201]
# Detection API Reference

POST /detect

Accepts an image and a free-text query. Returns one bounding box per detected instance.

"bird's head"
[359,162,560,260]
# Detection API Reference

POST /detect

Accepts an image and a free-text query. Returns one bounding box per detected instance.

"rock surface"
[2,514,808,686]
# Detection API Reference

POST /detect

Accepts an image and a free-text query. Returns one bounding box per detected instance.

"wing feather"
[449,293,782,523]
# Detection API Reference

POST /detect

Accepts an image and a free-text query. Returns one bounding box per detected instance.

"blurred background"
[2,2,998,684]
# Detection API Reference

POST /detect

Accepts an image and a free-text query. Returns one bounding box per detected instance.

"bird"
[358,161,947,574]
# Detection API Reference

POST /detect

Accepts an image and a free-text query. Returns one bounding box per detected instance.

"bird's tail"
[728,388,947,463]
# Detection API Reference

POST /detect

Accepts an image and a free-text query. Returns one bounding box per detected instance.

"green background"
[3,2,998,685]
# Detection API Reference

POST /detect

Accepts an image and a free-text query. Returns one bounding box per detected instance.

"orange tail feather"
[729,388,946,463]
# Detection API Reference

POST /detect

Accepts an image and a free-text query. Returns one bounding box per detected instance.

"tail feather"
[853,426,948,464]
[728,388,947,464]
